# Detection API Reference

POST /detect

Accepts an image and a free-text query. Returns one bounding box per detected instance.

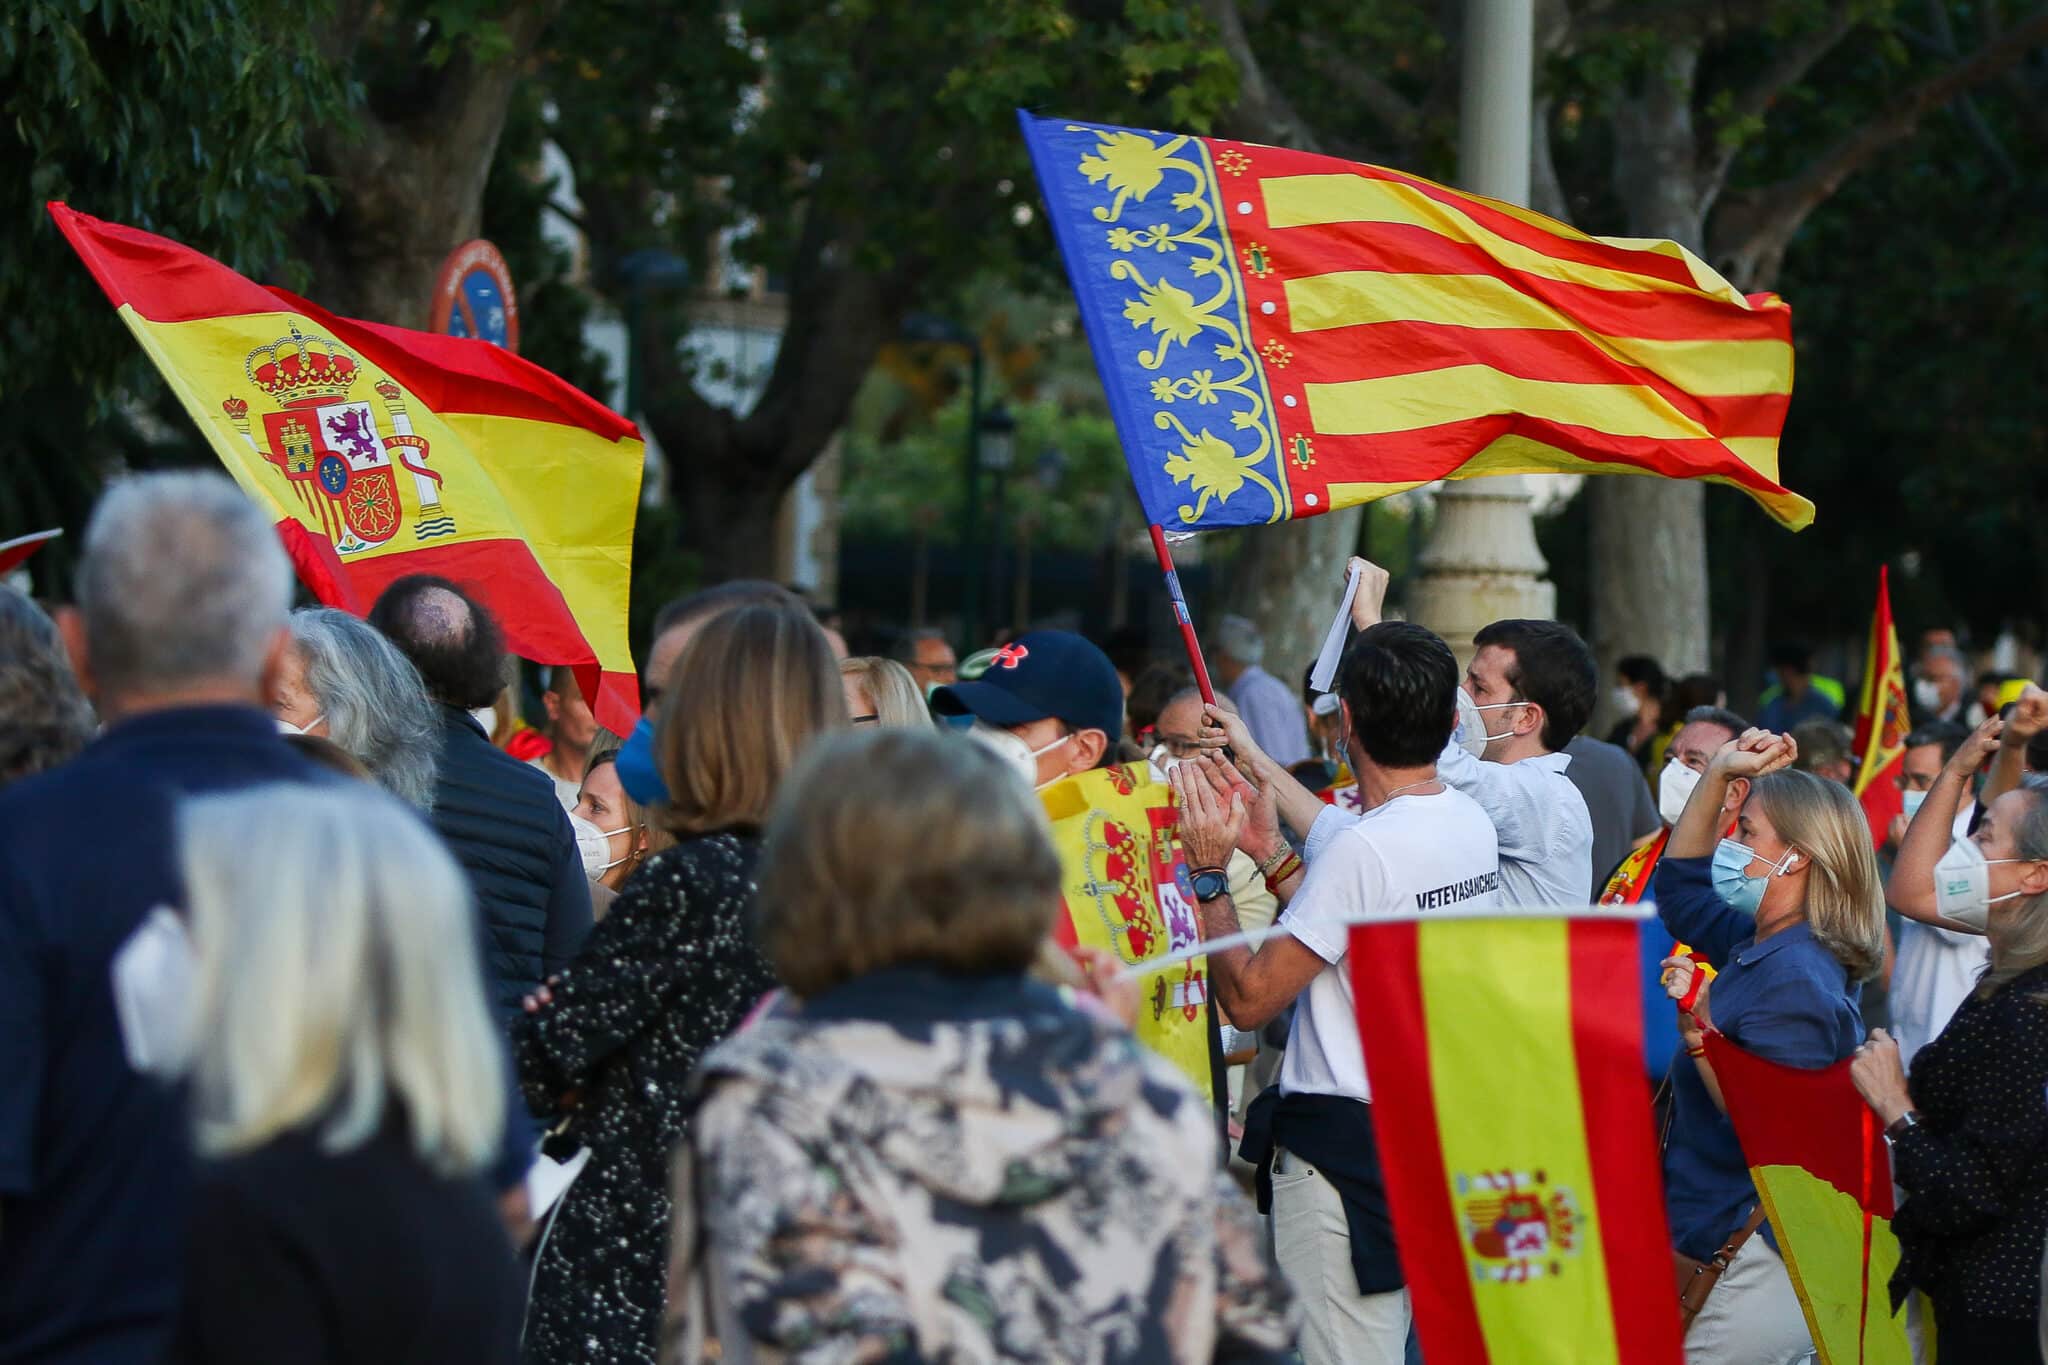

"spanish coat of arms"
[220,325,456,553]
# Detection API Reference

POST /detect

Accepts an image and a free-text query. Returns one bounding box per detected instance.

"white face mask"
[469,706,497,736]
[1455,686,1525,754]
[275,713,324,737]
[570,813,635,880]
[1932,836,2028,931]
[1450,688,1488,758]
[1658,760,1702,827]
[1901,788,1929,819]
[969,721,1071,790]
[1148,744,1184,781]
[1611,685,1639,716]
[1912,678,1944,713]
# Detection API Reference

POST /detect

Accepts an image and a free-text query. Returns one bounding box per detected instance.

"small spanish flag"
[48,204,643,734]
[1848,566,1911,845]
[1351,908,1683,1363]
[1041,764,1213,1100]
[1703,1035,1912,1363]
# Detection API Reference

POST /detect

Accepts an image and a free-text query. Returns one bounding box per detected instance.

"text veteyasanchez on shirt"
[1414,872,1500,911]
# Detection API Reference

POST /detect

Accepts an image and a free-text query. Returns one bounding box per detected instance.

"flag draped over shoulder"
[1849,566,1911,844]
[49,204,644,734]
[1350,909,1682,1363]
[1041,764,1212,1098]
[1703,1036,1912,1364]
[1019,113,1809,533]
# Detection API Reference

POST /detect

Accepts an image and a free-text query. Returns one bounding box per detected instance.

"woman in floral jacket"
[518,601,843,1365]
[664,728,1298,1364]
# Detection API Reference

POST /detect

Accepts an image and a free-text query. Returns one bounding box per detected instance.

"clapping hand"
[1170,754,1247,871]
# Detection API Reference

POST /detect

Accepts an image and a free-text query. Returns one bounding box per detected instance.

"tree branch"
[1709,7,2048,288]
[1699,2,1860,204]
[1195,0,1325,153]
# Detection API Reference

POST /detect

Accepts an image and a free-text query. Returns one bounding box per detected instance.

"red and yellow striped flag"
[1849,567,1911,844]
[1703,1035,1912,1363]
[1020,114,1808,531]
[1350,909,1683,1363]
[49,204,644,734]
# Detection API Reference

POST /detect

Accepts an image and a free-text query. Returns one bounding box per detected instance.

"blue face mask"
[615,714,669,806]
[1710,837,1797,916]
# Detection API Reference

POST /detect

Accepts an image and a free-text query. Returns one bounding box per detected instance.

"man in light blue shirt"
[1214,613,1311,769]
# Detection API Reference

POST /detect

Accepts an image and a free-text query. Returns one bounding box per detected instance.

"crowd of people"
[2,469,2046,1364]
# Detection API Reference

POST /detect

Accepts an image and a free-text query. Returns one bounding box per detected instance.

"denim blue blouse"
[1655,853,1864,1259]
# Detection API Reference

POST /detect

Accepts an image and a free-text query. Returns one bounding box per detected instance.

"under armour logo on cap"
[992,643,1031,670]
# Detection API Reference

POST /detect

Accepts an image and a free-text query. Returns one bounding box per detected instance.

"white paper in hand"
[110,906,197,1077]
[1308,564,1364,697]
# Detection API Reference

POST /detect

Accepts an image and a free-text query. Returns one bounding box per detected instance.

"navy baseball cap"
[932,630,1124,742]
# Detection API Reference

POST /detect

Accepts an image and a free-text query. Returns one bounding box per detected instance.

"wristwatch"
[1884,1110,1922,1142]
[1190,866,1231,902]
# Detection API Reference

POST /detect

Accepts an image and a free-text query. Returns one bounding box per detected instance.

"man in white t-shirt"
[1885,721,1989,1068]
[1208,558,1595,914]
[1174,620,1500,1365]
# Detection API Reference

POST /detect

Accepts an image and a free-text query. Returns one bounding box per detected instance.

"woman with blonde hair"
[1851,716,2048,1360]
[170,784,520,1364]
[664,728,1295,1363]
[569,733,674,920]
[516,598,843,1365]
[1655,728,1885,1363]
[837,654,928,727]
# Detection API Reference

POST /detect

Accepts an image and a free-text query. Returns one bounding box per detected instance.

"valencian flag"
[48,204,643,734]
[1704,1035,1911,1363]
[1849,567,1911,844]
[1019,114,1808,532]
[1041,763,1213,1099]
[1351,906,1682,1362]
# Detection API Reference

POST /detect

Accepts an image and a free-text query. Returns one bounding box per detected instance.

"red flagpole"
[1149,523,1217,706]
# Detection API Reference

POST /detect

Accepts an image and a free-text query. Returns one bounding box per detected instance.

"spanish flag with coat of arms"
[1041,763,1214,1100]
[48,203,644,734]
[1350,905,1683,1362]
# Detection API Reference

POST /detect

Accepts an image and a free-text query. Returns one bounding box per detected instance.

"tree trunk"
[303,4,558,326]
[1589,42,1713,715]
[1195,0,1370,676]
[1212,507,1365,681]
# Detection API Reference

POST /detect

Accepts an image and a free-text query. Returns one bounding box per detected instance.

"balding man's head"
[367,575,505,708]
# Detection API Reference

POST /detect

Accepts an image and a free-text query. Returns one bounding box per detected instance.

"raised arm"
[1983,685,2046,809]
[1655,729,1798,965]
[1889,717,2002,927]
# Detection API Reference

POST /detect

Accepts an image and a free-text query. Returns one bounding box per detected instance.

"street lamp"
[899,313,987,644]
[977,402,1017,637]
[1014,445,1063,629]
[616,248,691,419]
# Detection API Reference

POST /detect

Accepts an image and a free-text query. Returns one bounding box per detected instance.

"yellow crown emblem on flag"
[243,324,360,404]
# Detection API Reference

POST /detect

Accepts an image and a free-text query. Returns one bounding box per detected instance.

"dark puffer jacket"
[429,706,591,1020]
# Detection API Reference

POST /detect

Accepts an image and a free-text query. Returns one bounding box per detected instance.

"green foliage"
[0,1,350,403]
[1751,92,2048,647]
